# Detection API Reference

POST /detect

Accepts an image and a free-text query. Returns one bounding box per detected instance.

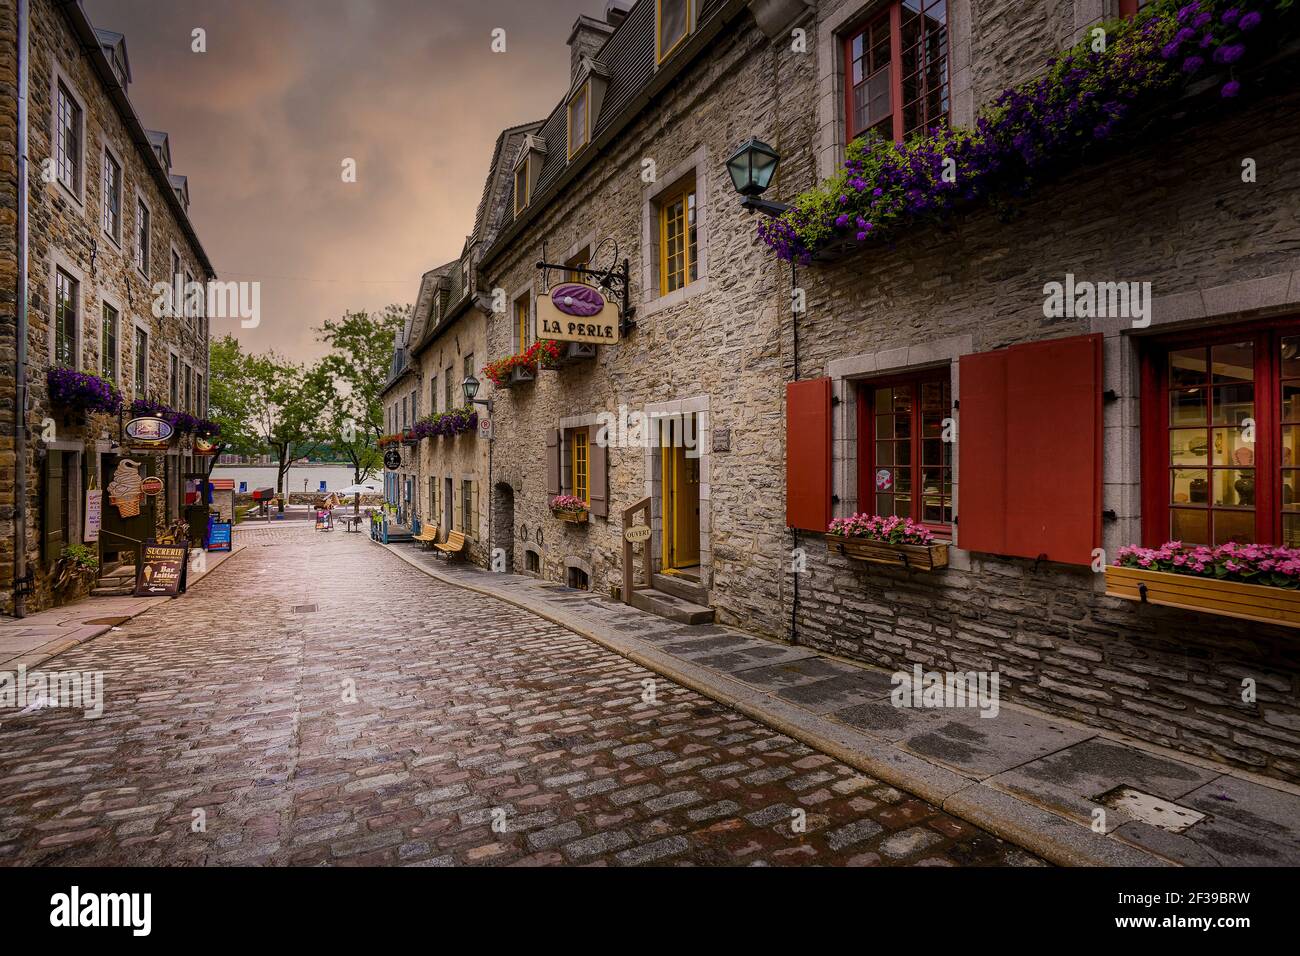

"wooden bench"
[412,526,439,549]
[434,530,467,560]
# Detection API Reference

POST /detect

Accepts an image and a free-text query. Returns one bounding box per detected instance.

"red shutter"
[786,377,832,531]
[959,333,1102,565]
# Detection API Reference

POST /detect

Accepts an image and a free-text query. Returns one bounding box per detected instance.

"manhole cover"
[83,617,131,626]
[292,605,318,614]
[1098,785,1205,833]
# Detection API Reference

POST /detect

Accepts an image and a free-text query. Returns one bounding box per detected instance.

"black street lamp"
[462,373,482,405]
[725,138,789,217]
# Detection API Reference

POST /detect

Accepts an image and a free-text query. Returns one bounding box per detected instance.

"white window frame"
[99,293,123,383]
[132,319,151,399]
[168,348,180,407]
[50,64,87,207]
[48,251,84,370]
[134,189,153,279]
[101,142,125,245]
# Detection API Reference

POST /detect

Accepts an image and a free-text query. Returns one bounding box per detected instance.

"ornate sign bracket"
[536,236,635,337]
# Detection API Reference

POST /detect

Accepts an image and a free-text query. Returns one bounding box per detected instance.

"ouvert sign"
[536,283,620,345]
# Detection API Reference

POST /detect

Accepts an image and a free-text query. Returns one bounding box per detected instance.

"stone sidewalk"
[0,542,242,673]
[379,539,1300,867]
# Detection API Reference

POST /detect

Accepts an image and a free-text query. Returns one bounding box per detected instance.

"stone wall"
[0,0,21,614]
[1,0,212,614]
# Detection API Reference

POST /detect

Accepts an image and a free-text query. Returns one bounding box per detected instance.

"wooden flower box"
[826,536,949,571]
[507,365,536,387]
[552,508,589,525]
[556,342,597,367]
[1104,566,1300,630]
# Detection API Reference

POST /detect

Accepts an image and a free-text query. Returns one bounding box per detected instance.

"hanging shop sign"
[141,476,165,497]
[124,416,174,451]
[84,489,102,542]
[193,436,218,456]
[384,449,402,471]
[133,540,188,597]
[536,283,620,345]
[107,460,145,518]
[624,525,652,544]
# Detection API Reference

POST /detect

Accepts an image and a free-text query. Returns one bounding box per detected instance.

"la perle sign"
[536,282,620,345]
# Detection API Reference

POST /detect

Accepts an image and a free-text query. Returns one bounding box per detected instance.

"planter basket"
[827,536,949,571]
[1104,565,1300,630]
[556,342,597,367]
[553,508,589,524]
[505,365,536,387]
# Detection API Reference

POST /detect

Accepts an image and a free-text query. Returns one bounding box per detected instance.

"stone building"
[381,122,541,563]
[1,0,215,614]
[432,0,1300,784]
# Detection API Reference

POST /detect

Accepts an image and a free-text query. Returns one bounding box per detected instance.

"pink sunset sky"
[84,0,596,361]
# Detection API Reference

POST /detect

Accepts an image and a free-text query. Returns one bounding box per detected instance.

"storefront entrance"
[660,414,700,572]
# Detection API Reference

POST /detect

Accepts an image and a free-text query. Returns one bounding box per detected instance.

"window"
[857,373,953,531]
[514,159,530,214]
[55,82,82,194]
[184,270,195,324]
[196,373,204,415]
[102,151,122,241]
[658,0,692,63]
[428,477,438,526]
[411,388,419,419]
[567,565,590,590]
[514,291,530,352]
[1144,323,1300,547]
[134,325,148,395]
[462,479,476,538]
[844,1,949,144]
[568,83,589,159]
[571,428,590,505]
[171,250,182,318]
[444,367,454,411]
[101,302,118,382]
[135,199,151,274]
[658,178,697,296]
[565,249,592,286]
[53,268,77,368]
[184,364,193,412]
[526,550,541,573]
[169,353,179,406]
[429,375,437,414]
[401,395,409,428]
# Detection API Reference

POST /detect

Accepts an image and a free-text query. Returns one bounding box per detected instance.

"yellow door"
[661,416,700,570]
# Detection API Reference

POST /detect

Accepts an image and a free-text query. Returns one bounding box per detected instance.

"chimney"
[605,1,633,28]
[567,14,615,84]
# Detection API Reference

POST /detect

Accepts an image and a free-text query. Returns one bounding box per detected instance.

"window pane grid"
[55,269,76,368]
[869,378,951,529]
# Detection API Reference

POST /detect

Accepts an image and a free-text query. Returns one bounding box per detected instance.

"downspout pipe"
[12,0,31,618]
[789,259,799,644]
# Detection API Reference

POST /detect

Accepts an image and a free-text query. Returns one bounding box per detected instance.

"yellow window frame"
[514,292,530,351]
[565,249,591,286]
[514,158,530,215]
[572,429,590,506]
[657,0,693,64]
[658,180,697,297]
[567,82,590,160]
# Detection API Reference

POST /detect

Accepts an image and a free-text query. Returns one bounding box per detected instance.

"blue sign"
[207,520,232,552]
[319,480,327,491]
[239,481,248,493]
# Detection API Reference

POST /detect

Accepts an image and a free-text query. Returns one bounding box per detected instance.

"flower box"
[553,508,589,524]
[827,536,948,571]
[508,365,536,386]
[1104,565,1300,629]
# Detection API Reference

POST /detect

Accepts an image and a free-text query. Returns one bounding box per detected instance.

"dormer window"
[514,158,530,215]
[568,83,589,159]
[657,0,692,63]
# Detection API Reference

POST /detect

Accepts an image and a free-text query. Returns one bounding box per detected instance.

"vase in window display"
[1235,474,1255,506]
[1189,477,1208,503]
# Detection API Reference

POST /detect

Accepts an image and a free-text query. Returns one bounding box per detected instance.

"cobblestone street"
[0,526,1041,867]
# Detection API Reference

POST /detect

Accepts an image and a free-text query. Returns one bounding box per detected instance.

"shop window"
[567,565,590,590]
[856,372,953,532]
[843,0,949,144]
[1144,322,1300,547]
[658,177,697,296]
[658,0,693,63]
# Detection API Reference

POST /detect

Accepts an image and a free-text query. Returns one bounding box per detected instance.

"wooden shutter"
[472,481,480,539]
[545,428,561,496]
[44,451,65,564]
[589,438,608,517]
[958,333,1102,565]
[786,377,832,531]
[452,480,461,531]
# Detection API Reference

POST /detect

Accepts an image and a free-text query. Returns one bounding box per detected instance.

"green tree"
[204,334,259,482]
[316,304,407,510]
[245,352,332,510]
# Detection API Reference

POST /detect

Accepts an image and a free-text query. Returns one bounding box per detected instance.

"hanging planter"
[555,342,598,367]
[47,368,123,417]
[550,495,590,524]
[826,514,948,571]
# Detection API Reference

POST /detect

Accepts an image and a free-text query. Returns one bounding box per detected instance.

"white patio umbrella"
[335,483,380,495]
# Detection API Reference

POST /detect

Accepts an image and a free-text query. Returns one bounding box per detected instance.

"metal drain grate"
[292,605,318,614]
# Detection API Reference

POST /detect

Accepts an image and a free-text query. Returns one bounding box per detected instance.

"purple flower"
[1239,11,1261,31]
[1221,7,1240,25]
[1192,12,1211,29]
[1214,43,1245,65]
[1161,39,1183,60]
[1221,80,1241,98]
[1175,27,1198,44]
[835,214,850,227]
[1181,55,1205,73]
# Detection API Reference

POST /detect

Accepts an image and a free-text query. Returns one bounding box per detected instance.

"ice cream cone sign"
[108,460,145,518]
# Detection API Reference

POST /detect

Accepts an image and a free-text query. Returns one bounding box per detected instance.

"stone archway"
[492,481,515,571]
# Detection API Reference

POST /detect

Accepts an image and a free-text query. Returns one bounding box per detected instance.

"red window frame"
[842,0,950,145]
[1140,317,1300,548]
[1118,0,1152,18]
[855,370,953,536]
